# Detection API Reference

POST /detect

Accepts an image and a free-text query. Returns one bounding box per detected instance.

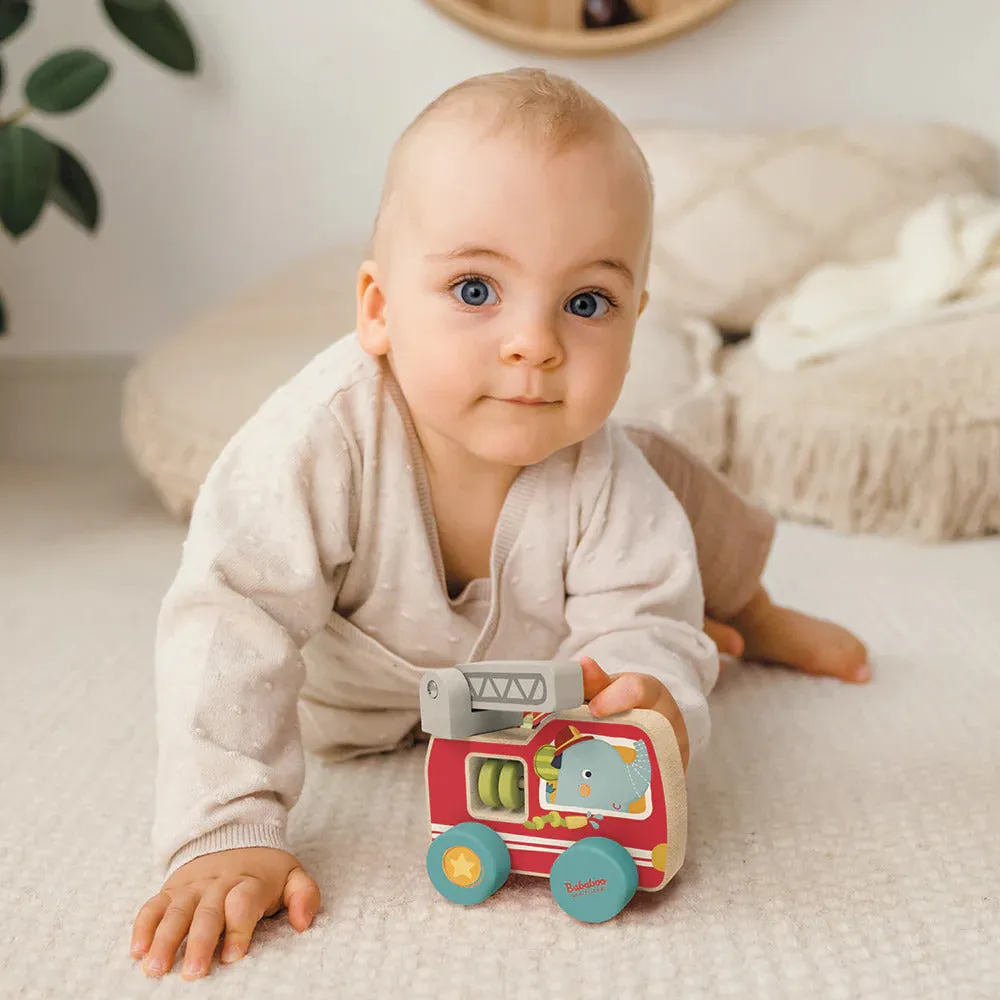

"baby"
[131,68,868,981]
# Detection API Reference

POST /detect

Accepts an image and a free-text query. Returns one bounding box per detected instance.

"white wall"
[1,0,998,358]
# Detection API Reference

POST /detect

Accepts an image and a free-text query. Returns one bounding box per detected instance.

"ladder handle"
[419,660,585,739]
[457,660,584,713]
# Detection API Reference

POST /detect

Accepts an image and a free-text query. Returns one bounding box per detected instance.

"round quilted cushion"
[634,124,998,332]
[720,311,1000,541]
[122,245,365,519]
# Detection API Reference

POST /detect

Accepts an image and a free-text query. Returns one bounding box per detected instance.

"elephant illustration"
[543,725,651,814]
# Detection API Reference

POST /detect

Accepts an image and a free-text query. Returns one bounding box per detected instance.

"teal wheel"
[549,837,638,923]
[426,822,511,906]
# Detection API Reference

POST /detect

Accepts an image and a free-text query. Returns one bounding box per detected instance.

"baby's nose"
[501,320,563,368]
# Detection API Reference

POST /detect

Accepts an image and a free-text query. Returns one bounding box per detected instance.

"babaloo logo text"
[564,877,608,895]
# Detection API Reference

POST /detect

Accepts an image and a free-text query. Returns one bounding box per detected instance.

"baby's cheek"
[392,338,442,389]
[579,352,628,409]
[409,357,480,425]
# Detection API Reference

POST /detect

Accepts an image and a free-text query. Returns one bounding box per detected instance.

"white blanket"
[753,192,1000,370]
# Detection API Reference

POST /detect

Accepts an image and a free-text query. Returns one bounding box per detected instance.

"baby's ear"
[356,260,390,356]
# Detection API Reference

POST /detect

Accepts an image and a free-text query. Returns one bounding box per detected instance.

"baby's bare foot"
[728,588,870,683]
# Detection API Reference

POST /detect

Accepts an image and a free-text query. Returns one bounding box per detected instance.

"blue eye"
[566,292,611,319]
[452,278,498,307]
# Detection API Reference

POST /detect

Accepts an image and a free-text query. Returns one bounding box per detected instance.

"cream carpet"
[1,462,998,999]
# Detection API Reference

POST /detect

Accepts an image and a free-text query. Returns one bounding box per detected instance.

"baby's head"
[357,68,654,472]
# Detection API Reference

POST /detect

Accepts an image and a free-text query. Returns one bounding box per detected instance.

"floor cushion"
[123,245,363,519]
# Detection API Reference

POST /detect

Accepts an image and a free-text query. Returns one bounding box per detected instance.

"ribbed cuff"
[165,823,289,880]
[671,689,711,763]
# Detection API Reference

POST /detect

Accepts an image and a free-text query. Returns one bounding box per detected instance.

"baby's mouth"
[494,396,559,407]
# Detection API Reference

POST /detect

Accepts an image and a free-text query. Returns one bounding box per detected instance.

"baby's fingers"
[580,656,613,701]
[131,891,169,960]
[180,886,230,980]
[142,891,197,977]
[588,672,662,718]
[220,876,273,965]
[283,865,321,933]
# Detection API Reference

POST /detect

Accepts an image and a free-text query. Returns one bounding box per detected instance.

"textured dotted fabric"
[1,463,997,999]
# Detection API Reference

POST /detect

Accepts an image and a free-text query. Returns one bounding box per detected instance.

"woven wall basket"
[423,0,739,55]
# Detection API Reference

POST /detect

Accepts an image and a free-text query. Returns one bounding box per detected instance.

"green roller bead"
[478,759,502,808]
[498,760,524,810]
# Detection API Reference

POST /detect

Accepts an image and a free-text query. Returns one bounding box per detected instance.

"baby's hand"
[580,656,690,772]
[130,846,320,980]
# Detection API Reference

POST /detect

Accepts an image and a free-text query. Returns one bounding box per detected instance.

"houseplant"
[0,0,198,333]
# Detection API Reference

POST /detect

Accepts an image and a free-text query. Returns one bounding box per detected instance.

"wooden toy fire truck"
[419,660,687,923]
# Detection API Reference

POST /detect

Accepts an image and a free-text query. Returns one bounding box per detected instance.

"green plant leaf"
[0,0,31,44]
[48,141,100,232]
[0,55,5,99]
[109,0,160,8]
[102,0,198,74]
[0,124,56,237]
[25,49,112,114]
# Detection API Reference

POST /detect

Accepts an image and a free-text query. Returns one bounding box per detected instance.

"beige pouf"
[123,245,364,519]
[721,311,1000,541]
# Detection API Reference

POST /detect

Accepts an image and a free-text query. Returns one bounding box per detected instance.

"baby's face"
[359,122,651,471]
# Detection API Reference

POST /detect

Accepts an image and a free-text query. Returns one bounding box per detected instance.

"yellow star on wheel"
[442,846,482,886]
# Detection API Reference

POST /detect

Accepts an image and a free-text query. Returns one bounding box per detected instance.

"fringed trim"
[729,403,1000,541]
